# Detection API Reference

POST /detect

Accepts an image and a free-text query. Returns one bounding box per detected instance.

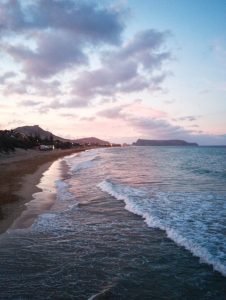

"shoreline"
[0,147,88,234]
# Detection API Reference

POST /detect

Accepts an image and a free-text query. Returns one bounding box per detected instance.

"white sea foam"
[71,159,97,173]
[64,149,101,174]
[30,184,76,233]
[23,179,77,234]
[31,212,58,230]
[87,284,115,300]
[55,180,75,202]
[51,179,79,215]
[98,180,226,277]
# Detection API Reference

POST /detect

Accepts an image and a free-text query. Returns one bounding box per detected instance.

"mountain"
[73,137,110,146]
[133,139,198,146]
[14,125,111,146]
[14,125,68,142]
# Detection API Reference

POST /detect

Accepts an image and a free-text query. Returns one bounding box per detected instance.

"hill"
[14,125,68,142]
[14,125,111,146]
[133,139,198,146]
[73,137,110,146]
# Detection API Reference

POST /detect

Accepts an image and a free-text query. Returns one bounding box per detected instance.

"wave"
[55,180,75,202]
[64,149,101,174]
[71,160,97,173]
[54,179,78,214]
[27,180,77,234]
[88,285,115,300]
[98,180,226,277]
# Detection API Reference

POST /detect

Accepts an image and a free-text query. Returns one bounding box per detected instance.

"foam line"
[98,180,226,277]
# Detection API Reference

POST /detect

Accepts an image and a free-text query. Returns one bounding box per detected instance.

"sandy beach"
[0,147,87,234]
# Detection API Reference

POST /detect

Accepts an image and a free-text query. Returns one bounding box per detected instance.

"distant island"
[133,139,198,146]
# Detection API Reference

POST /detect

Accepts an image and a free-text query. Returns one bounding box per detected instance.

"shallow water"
[0,146,226,299]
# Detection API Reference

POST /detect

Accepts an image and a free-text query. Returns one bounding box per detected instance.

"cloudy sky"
[0,0,226,144]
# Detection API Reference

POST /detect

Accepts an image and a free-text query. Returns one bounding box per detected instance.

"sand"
[0,147,87,234]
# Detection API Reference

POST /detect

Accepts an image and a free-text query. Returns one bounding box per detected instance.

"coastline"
[0,146,226,299]
[0,147,87,234]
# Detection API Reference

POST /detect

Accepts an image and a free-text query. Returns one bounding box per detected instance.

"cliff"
[133,139,198,146]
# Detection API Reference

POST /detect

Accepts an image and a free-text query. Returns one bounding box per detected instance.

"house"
[39,145,54,151]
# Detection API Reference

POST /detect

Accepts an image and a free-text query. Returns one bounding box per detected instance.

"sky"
[0,0,226,145]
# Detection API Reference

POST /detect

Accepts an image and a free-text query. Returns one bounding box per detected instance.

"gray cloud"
[97,106,124,119]
[189,124,199,128]
[3,77,62,97]
[128,116,192,139]
[102,29,171,70]
[0,71,17,84]
[1,1,124,79]
[73,60,139,98]
[59,113,77,118]
[40,98,90,112]
[0,1,172,109]
[72,29,171,99]
[0,0,25,33]
[3,81,27,95]
[0,0,124,44]
[20,100,42,106]
[80,117,96,121]
[66,98,90,108]
[173,115,201,122]
[4,31,88,78]
[118,77,149,93]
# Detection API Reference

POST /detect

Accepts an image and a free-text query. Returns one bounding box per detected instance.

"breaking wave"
[64,150,101,174]
[98,180,226,276]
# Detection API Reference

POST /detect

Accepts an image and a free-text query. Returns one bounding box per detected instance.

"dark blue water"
[0,146,226,299]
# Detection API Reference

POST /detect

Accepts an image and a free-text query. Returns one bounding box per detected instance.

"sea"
[0,146,226,299]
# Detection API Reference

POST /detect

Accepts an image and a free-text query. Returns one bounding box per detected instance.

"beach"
[0,147,87,234]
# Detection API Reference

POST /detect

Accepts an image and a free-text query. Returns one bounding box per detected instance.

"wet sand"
[0,147,87,234]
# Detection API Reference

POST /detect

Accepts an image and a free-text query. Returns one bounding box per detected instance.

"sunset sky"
[0,0,226,144]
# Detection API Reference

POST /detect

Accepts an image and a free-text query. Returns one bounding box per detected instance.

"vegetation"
[0,130,32,153]
[0,130,77,153]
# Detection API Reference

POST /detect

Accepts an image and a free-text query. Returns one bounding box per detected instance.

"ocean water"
[0,146,226,299]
